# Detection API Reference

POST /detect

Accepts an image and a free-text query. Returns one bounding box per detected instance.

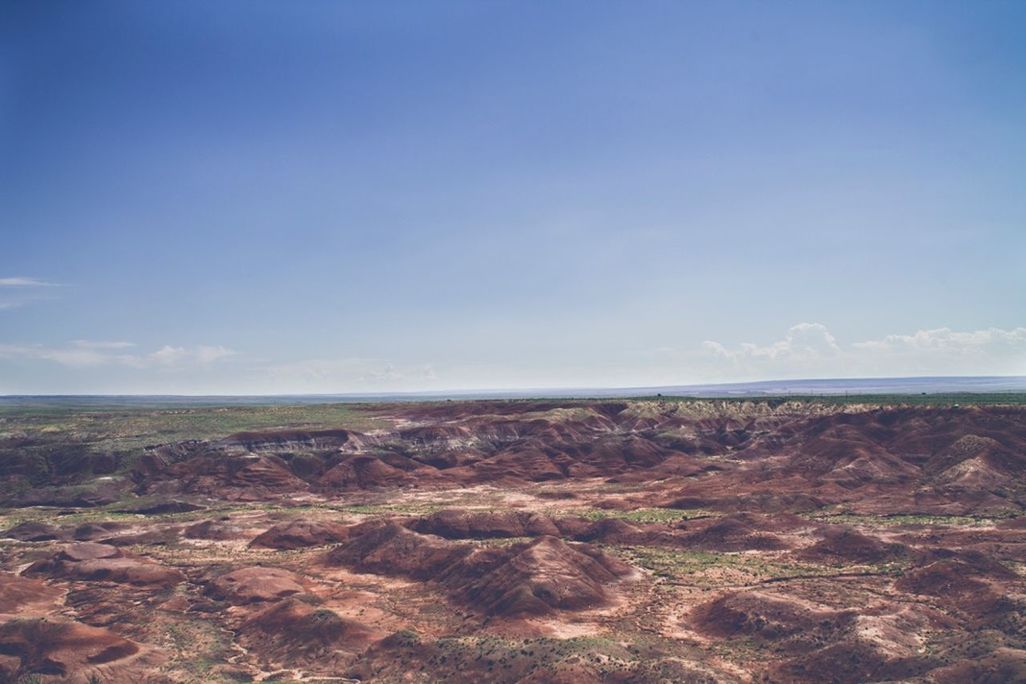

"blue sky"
[1,1,1024,394]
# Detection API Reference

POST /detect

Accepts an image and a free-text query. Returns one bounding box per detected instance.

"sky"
[1,1,1024,394]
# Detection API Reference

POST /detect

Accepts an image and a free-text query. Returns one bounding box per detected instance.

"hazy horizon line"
[3,374,1025,400]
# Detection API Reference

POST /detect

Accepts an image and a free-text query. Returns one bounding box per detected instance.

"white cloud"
[70,340,136,350]
[0,341,235,370]
[146,345,235,367]
[0,345,114,368]
[194,345,236,364]
[0,277,59,287]
[699,324,1026,379]
[704,322,840,362]
[852,327,1026,353]
[0,276,62,310]
[148,346,189,366]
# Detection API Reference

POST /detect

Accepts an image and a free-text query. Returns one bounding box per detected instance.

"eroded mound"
[58,542,120,562]
[250,518,350,549]
[0,574,60,614]
[690,591,854,652]
[407,509,561,539]
[155,453,310,499]
[798,527,909,564]
[71,522,128,541]
[24,544,184,588]
[680,513,789,551]
[1,521,60,542]
[895,556,1016,598]
[184,519,245,541]
[320,455,423,490]
[327,521,633,617]
[457,536,633,616]
[0,618,139,680]
[572,517,647,544]
[101,526,182,547]
[766,639,935,683]
[929,647,1026,684]
[205,566,307,604]
[892,554,1024,630]
[238,598,377,666]
[326,520,472,579]
[56,558,183,587]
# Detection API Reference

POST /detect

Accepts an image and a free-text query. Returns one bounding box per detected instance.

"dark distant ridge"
[1,375,1025,407]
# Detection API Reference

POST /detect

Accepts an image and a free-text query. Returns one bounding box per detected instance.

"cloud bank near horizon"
[1,323,1022,395]
[698,323,1026,383]
[0,341,235,371]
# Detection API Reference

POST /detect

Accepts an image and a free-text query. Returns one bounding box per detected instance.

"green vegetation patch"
[0,402,389,451]
[576,507,716,524]
[802,512,1002,528]
[612,546,856,588]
